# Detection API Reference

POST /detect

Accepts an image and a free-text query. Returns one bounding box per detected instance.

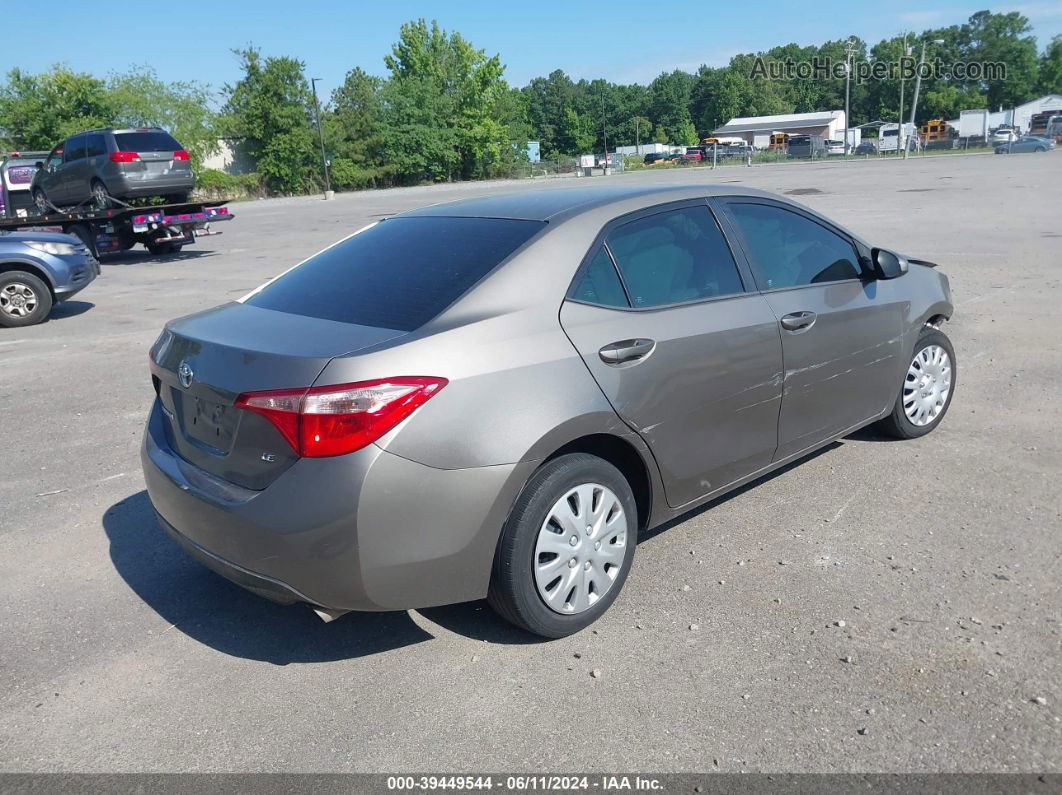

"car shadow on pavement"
[101,249,217,266]
[103,491,434,665]
[48,301,94,320]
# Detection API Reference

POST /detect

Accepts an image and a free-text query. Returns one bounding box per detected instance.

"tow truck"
[0,152,233,258]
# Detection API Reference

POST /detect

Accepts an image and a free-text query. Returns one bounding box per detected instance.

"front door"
[560,201,783,509]
[719,199,905,461]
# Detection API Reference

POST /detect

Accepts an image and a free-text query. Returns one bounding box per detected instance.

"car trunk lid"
[150,302,405,490]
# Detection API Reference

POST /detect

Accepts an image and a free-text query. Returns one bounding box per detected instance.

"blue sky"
[10,1,1061,99]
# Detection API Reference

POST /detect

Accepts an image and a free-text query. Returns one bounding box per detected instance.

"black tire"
[32,188,50,214]
[488,453,638,638]
[876,326,956,439]
[90,179,114,210]
[1035,146,1046,152]
[0,270,53,328]
[146,240,176,256]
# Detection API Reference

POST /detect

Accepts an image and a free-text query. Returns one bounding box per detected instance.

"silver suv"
[31,128,194,212]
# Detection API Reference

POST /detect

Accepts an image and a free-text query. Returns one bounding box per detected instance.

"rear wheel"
[146,240,176,256]
[488,453,638,638]
[0,271,53,328]
[876,326,956,439]
[33,188,50,214]
[90,179,114,210]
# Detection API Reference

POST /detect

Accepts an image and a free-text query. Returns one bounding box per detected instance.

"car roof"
[399,184,783,222]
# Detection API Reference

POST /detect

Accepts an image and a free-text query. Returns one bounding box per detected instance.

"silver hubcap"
[904,344,952,426]
[534,483,628,615]
[0,282,38,318]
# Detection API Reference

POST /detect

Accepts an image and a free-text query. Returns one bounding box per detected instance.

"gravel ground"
[0,152,1059,773]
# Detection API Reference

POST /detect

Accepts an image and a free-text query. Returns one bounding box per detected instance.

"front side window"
[246,216,544,331]
[727,203,861,290]
[606,206,744,308]
[45,147,63,170]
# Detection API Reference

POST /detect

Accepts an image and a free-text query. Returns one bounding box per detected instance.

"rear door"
[113,130,187,181]
[718,198,905,461]
[560,200,783,509]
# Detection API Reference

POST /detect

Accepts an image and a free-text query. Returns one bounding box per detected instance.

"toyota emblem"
[178,361,194,389]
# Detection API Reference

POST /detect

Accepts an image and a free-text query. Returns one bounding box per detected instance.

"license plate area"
[171,388,237,453]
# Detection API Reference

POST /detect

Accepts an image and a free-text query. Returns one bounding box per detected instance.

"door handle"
[599,338,655,365]
[779,311,817,331]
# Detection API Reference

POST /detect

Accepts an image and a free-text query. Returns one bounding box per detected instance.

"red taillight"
[172,150,190,161]
[234,377,447,458]
[109,151,141,163]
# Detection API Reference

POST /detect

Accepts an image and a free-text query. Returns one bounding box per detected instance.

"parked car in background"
[0,230,98,327]
[787,134,826,158]
[680,147,704,161]
[643,152,666,164]
[854,141,877,155]
[991,126,1019,145]
[995,135,1056,154]
[31,128,194,213]
[142,185,956,638]
[824,140,845,155]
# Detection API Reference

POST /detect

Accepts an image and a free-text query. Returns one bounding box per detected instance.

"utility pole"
[844,37,856,155]
[904,39,945,159]
[635,117,641,155]
[898,33,909,155]
[310,78,332,198]
[602,103,609,175]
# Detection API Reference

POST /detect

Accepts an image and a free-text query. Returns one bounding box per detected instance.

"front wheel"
[0,271,53,328]
[876,326,956,439]
[488,453,638,638]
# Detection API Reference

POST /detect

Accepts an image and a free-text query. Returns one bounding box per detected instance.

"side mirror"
[872,248,909,279]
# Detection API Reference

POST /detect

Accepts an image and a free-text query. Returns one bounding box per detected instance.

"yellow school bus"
[920,119,949,141]
[769,132,789,150]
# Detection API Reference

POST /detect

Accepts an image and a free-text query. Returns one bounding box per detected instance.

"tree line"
[2,11,1060,195]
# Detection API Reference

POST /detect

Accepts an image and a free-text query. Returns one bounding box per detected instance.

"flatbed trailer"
[0,200,234,258]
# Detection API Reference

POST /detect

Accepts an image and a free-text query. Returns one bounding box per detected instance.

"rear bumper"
[108,173,194,198]
[141,399,532,612]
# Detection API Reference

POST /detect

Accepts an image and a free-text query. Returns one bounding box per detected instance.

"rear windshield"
[114,131,182,152]
[246,216,545,331]
[788,136,810,144]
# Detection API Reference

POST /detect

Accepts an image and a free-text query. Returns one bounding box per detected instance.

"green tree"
[220,47,319,193]
[648,70,695,143]
[326,67,387,188]
[107,67,216,172]
[1037,35,1062,95]
[963,10,1038,109]
[0,66,113,149]
[381,19,524,182]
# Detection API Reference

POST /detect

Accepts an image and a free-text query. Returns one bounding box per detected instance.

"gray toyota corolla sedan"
[142,185,955,638]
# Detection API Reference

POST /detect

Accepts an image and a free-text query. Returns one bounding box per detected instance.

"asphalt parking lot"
[1,152,1060,773]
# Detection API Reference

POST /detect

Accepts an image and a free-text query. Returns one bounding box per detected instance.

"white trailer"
[958,109,989,140]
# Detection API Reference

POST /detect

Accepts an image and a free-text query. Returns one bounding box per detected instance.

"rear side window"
[85,134,107,158]
[114,131,182,152]
[570,247,629,307]
[246,217,544,331]
[727,203,861,289]
[606,206,744,307]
